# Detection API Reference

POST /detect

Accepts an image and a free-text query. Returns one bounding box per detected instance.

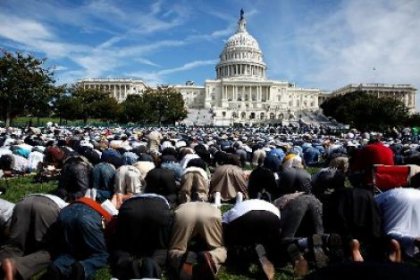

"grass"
[0,175,57,203]
[10,117,118,128]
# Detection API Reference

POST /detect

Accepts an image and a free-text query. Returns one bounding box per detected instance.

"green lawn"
[10,117,118,128]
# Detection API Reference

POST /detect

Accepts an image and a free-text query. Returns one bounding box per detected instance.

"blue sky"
[1,0,420,109]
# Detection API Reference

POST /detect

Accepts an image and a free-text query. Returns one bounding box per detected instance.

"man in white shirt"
[375,188,420,257]
[223,199,280,280]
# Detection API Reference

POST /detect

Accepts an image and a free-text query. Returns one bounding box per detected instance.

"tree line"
[0,50,187,127]
[320,91,420,131]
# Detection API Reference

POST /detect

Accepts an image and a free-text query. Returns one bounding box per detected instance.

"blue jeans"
[53,203,108,280]
[91,162,115,202]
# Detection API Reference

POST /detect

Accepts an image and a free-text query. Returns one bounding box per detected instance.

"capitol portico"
[201,10,320,126]
[78,10,416,126]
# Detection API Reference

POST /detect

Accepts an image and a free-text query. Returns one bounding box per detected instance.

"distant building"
[79,78,147,103]
[330,83,416,113]
[79,11,321,126]
[78,11,417,126]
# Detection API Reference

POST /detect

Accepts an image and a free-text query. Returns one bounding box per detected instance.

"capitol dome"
[216,10,267,80]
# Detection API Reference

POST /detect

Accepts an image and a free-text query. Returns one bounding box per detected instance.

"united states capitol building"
[79,11,416,126]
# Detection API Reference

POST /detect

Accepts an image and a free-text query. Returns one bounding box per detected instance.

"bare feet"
[2,258,17,280]
[294,255,309,278]
[350,239,364,262]
[287,243,308,277]
[389,239,402,263]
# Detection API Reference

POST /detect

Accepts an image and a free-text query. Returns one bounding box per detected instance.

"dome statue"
[216,9,267,80]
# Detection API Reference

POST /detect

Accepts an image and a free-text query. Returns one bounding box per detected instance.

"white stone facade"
[77,11,417,126]
[79,78,147,103]
[78,12,321,126]
[331,83,416,114]
[200,11,320,126]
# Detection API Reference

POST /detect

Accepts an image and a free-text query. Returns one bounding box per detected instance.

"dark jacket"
[57,156,92,201]
[278,167,312,195]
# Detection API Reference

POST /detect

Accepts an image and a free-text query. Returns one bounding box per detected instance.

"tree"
[0,50,55,127]
[144,85,187,125]
[26,84,61,125]
[68,85,110,124]
[405,113,420,127]
[55,94,83,122]
[166,88,188,125]
[321,91,409,131]
[92,95,122,123]
[120,95,152,124]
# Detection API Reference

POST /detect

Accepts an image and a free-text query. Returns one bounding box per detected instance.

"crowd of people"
[0,123,419,280]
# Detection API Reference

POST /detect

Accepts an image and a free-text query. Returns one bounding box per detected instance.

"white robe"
[375,188,420,256]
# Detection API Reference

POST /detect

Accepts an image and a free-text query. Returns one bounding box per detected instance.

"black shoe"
[326,233,344,263]
[43,265,62,280]
[70,262,85,280]
[311,234,329,268]
[194,251,217,280]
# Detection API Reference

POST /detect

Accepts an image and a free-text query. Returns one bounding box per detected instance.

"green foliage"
[119,86,187,125]
[54,85,122,124]
[55,94,83,121]
[70,85,110,123]
[120,94,151,124]
[0,50,55,127]
[405,113,420,127]
[321,91,409,131]
[0,52,187,126]
[92,95,122,121]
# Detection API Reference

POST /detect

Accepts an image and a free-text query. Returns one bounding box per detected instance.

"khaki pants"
[169,202,227,271]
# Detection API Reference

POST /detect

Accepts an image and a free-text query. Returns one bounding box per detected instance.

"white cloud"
[125,59,218,86]
[115,40,186,58]
[0,14,53,42]
[158,60,218,75]
[51,65,67,72]
[55,70,86,85]
[124,71,164,87]
[260,0,420,109]
[135,58,160,67]
[295,0,420,89]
